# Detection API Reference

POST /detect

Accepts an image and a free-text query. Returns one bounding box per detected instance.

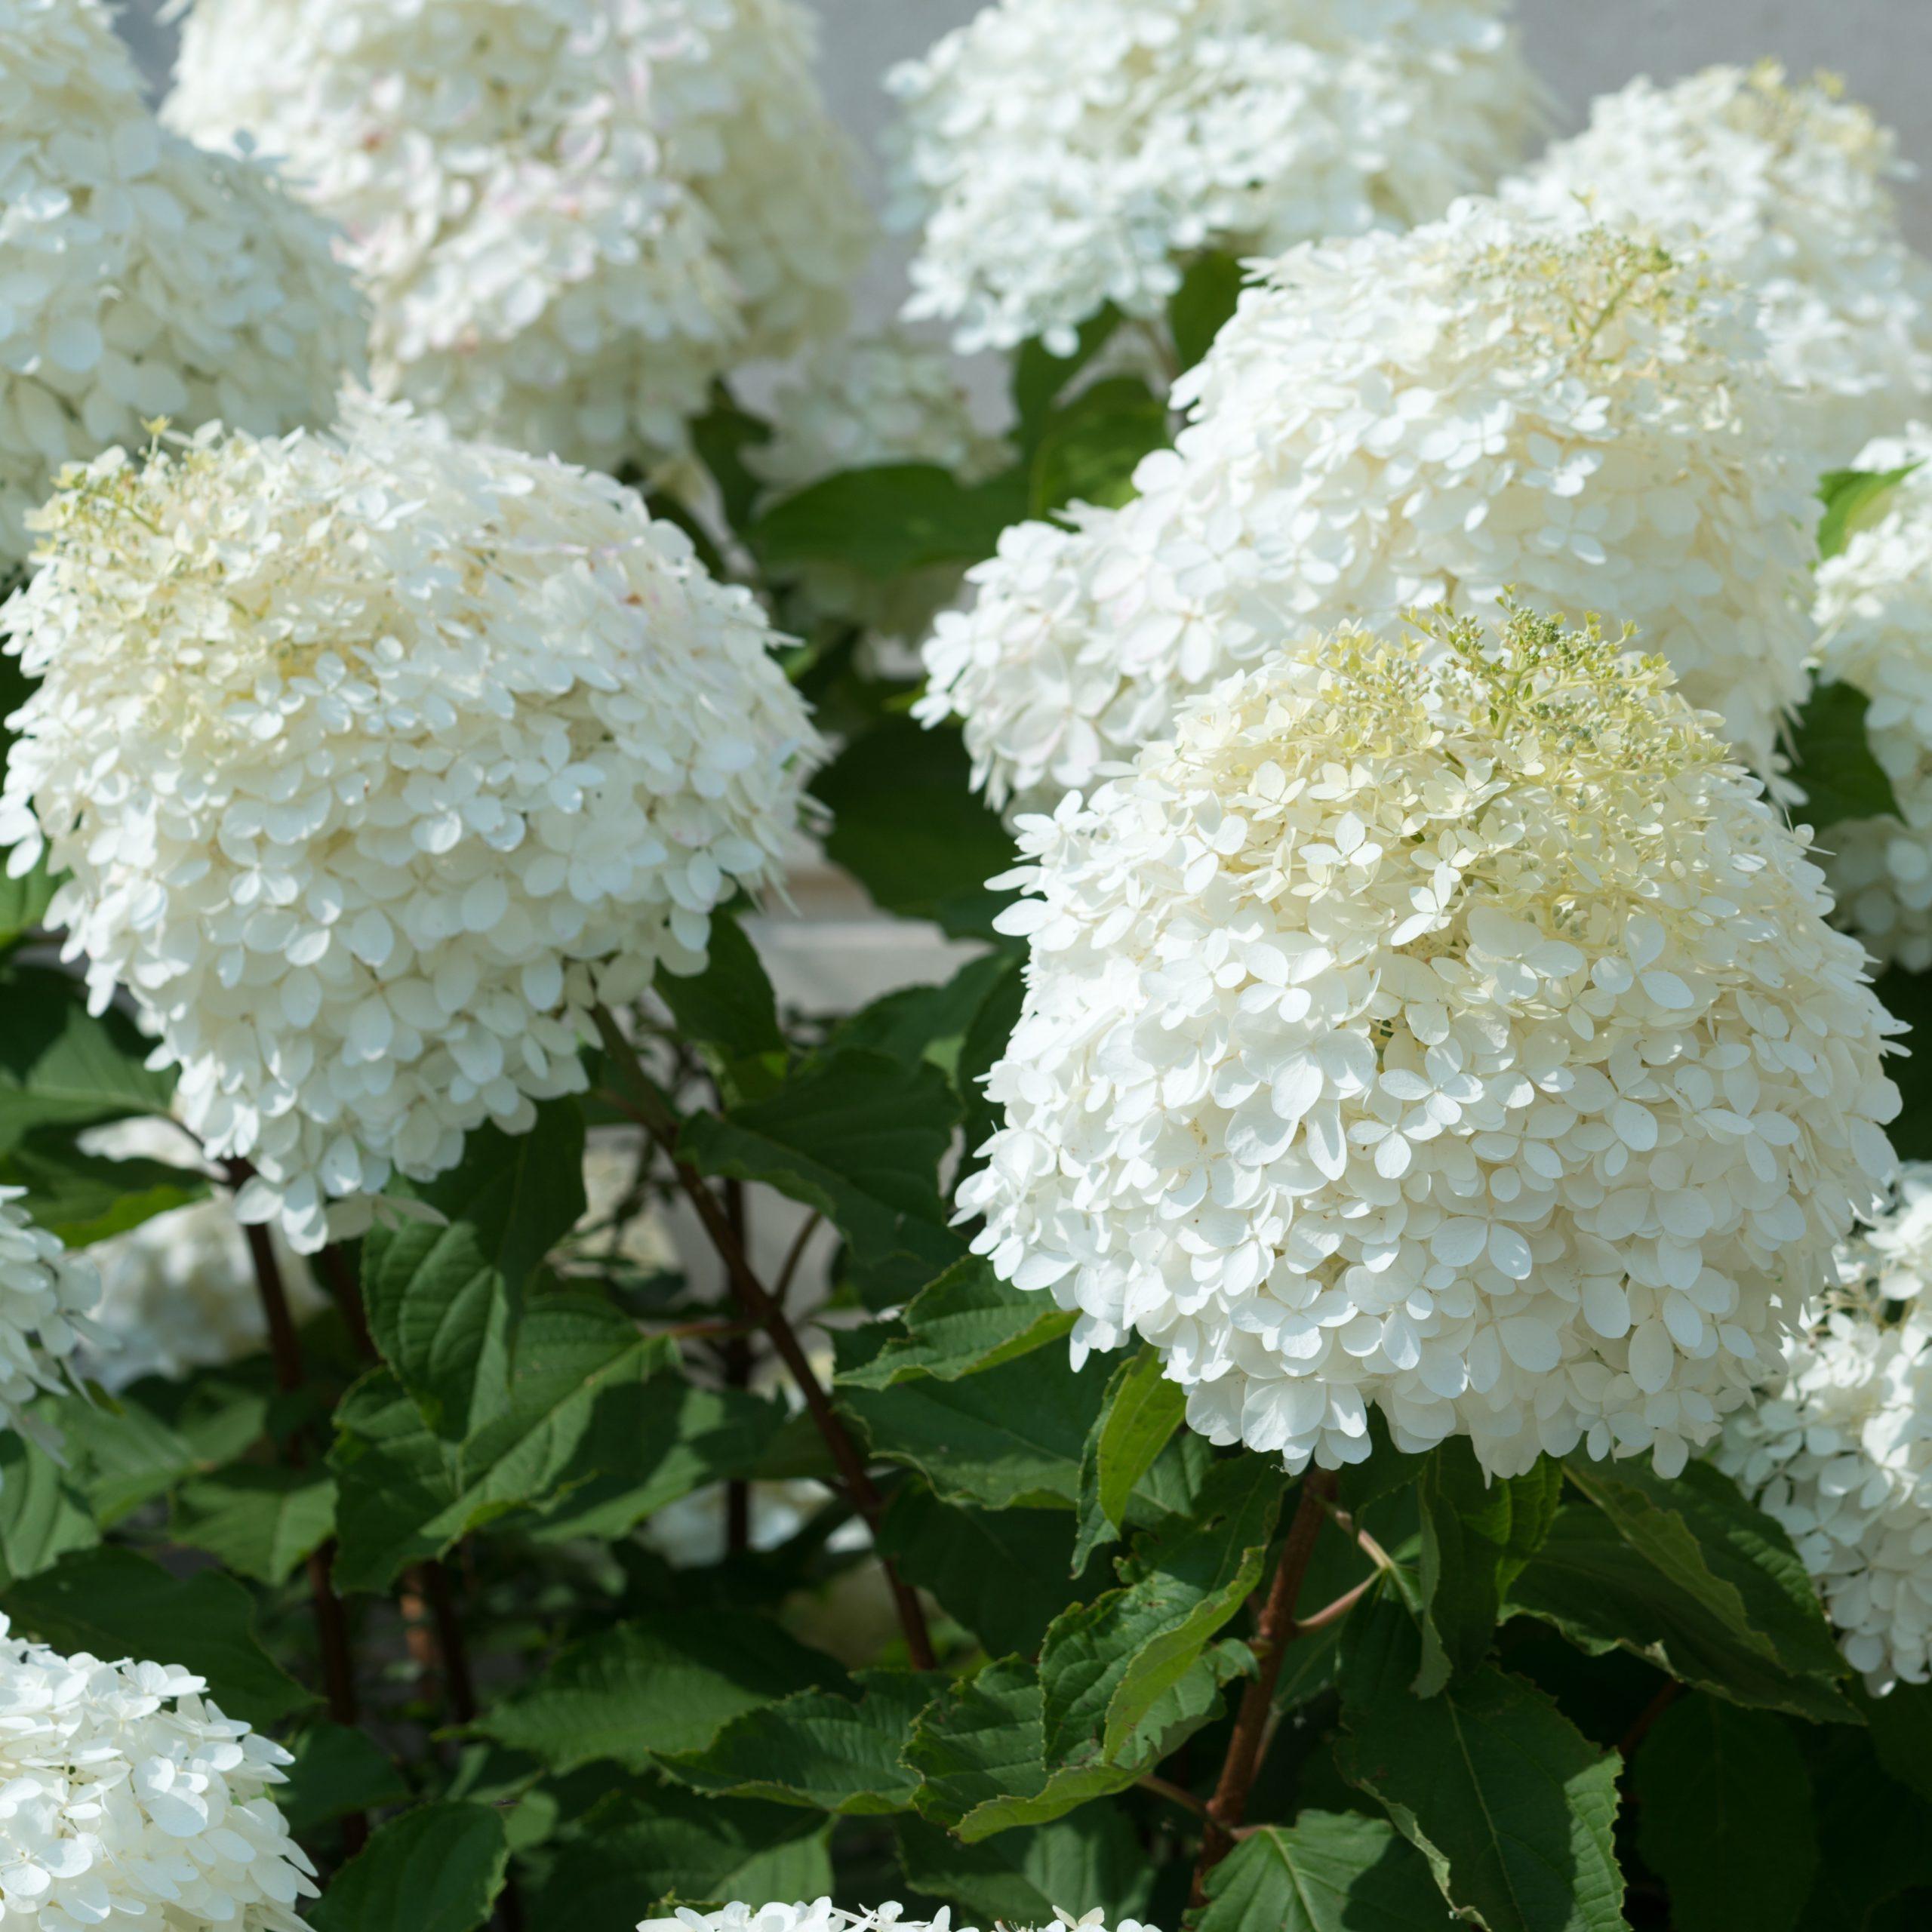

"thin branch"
[1618,1679,1682,1761]
[1294,1575,1374,1635]
[315,1239,377,1362]
[722,1180,753,1557]
[772,1211,823,1307]
[1139,1773,1212,1821]
[415,1558,478,1727]
[592,1006,937,1669]
[1190,1468,1339,1903]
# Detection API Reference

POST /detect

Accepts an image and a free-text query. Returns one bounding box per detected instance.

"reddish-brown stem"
[1190,1468,1339,1903]
[226,1164,368,1854]
[592,1010,937,1669]
[1140,1773,1213,1820]
[1295,1574,1374,1635]
[1618,1679,1682,1761]
[405,1558,479,1726]
[315,1240,377,1361]
[722,1180,753,1557]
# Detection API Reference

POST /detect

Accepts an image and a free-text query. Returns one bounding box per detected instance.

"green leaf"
[1415,1445,1561,1695]
[38,1365,272,1525]
[1787,679,1902,832]
[1013,306,1124,451]
[1,1546,311,1725]
[907,1647,1237,1841]
[1195,1812,1458,1932]
[832,951,1019,1092]
[1855,1678,1932,1806]
[1337,1596,1626,1932]
[1817,462,1921,561]
[1041,1455,1281,1761]
[1073,1347,1186,1571]
[1798,1732,1932,1931]
[839,1256,1075,1389]
[364,1101,586,1440]
[895,1808,1152,1928]
[844,1346,1117,1511]
[521,1375,786,1546]
[878,1484,1097,1659]
[330,1297,666,1590]
[310,1801,509,1932]
[1029,376,1169,517]
[751,463,1029,583]
[477,1614,844,1771]
[0,1429,97,1587]
[525,1786,829,1932]
[1634,1695,1815,1932]
[0,860,57,954]
[1547,1457,1851,1712]
[0,1134,206,1247]
[0,965,175,1153]
[654,913,786,1106]
[277,1722,412,1837]
[170,1463,337,1586]
[811,715,1019,940]
[1167,251,1246,373]
[1874,964,1932,1162]
[666,1669,932,1815]
[680,1046,964,1310]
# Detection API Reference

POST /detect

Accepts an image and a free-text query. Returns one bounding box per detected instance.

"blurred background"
[114,0,1932,318]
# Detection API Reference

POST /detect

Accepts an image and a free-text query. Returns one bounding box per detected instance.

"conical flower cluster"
[0,401,822,1249]
[0,1191,97,1444]
[918,206,1817,812]
[0,0,363,562]
[884,0,1544,353]
[165,0,871,472]
[0,1616,316,1926]
[960,608,1900,1479]
[1501,63,1932,469]
[1807,426,1932,970]
[1715,1164,1932,1692]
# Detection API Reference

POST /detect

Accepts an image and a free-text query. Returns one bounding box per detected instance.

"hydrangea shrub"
[3,6,1932,1932]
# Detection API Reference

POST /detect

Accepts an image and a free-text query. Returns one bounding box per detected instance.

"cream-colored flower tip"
[884,0,1546,355]
[959,607,1902,1481]
[164,0,872,473]
[0,1190,97,1443]
[0,1615,316,1927]
[1715,1163,1932,1694]
[1810,425,1932,971]
[1500,62,1932,470]
[0,0,363,566]
[0,400,823,1252]
[918,205,1817,813]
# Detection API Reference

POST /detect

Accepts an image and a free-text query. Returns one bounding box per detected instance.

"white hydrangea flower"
[0,399,823,1251]
[1715,1163,1932,1692]
[165,0,872,473]
[0,1615,315,1927]
[1500,63,1932,470]
[752,330,1009,653]
[0,0,363,565]
[69,1121,325,1392]
[884,0,1546,355]
[959,608,1901,1481]
[1808,425,1932,971]
[918,207,1818,811]
[640,1909,968,1932]
[0,1192,97,1447]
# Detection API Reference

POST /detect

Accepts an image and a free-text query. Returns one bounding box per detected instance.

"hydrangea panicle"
[0,401,823,1250]
[165,0,872,472]
[960,607,1900,1481]
[1715,1163,1932,1692]
[1807,425,1932,969]
[1500,62,1932,467]
[918,206,1818,810]
[885,0,1546,354]
[0,0,364,561]
[0,1190,97,1447]
[0,1614,315,1926]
